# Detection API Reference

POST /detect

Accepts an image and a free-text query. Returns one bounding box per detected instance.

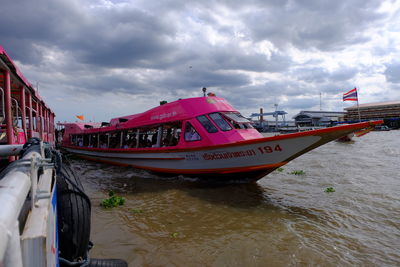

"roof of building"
[344,101,400,110]
[293,110,345,119]
[251,111,287,117]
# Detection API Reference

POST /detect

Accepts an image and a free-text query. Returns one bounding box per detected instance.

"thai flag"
[343,88,358,101]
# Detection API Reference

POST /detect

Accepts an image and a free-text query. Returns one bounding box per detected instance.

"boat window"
[223,112,250,123]
[90,134,98,148]
[197,115,218,133]
[83,135,90,147]
[124,129,138,148]
[134,128,158,148]
[71,135,77,145]
[222,112,254,129]
[161,122,182,147]
[75,135,83,146]
[184,122,201,141]
[209,113,232,131]
[99,134,109,148]
[109,132,119,148]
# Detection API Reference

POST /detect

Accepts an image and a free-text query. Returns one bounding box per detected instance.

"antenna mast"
[320,92,322,111]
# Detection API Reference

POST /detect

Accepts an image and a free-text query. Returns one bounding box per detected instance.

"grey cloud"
[158,69,250,91]
[291,66,358,90]
[245,0,385,51]
[0,0,83,63]
[286,97,319,110]
[1,0,396,122]
[67,8,177,68]
[384,62,400,83]
[0,0,177,69]
[223,80,318,111]
[330,67,358,81]
[69,74,150,94]
[206,48,292,73]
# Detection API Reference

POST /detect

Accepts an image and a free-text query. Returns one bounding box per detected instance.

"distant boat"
[58,96,383,182]
[374,125,390,131]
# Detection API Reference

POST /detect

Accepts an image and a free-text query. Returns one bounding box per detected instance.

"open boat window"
[223,112,253,129]
[184,122,201,141]
[72,135,84,146]
[99,134,109,148]
[197,115,218,133]
[160,122,182,147]
[209,113,232,131]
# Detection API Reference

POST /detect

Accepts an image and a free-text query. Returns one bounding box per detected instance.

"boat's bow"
[278,120,382,163]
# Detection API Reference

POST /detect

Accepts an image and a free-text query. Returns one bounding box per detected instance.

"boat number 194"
[258,144,282,154]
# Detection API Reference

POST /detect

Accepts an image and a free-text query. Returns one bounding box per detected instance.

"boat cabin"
[59,97,263,150]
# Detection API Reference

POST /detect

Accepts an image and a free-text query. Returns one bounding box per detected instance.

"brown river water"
[69,130,400,266]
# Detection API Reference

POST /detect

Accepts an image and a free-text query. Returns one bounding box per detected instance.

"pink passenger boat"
[58,96,382,182]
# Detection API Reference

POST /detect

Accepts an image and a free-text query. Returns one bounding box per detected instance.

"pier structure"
[250,108,289,132]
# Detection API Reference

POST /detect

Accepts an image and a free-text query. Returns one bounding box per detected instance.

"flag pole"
[356,87,361,122]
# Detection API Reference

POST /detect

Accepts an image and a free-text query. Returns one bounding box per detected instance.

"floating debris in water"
[131,208,143,214]
[289,170,305,175]
[325,187,336,193]
[171,232,179,238]
[100,191,125,208]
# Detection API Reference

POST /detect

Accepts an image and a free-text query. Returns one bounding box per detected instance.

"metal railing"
[0,142,55,267]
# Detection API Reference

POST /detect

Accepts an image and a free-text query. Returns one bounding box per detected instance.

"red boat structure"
[58,96,382,182]
[0,46,55,161]
[0,46,127,267]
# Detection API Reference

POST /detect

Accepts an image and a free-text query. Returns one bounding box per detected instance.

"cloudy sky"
[1,0,400,122]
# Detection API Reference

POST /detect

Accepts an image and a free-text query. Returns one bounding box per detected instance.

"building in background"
[293,111,345,127]
[344,101,400,128]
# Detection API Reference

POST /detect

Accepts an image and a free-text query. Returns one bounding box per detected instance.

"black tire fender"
[57,161,91,262]
[89,258,128,267]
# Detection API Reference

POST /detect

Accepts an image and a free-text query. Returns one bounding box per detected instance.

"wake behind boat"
[58,96,382,182]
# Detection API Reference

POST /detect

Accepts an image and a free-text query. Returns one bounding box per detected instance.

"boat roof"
[0,46,32,88]
[60,96,238,133]
[0,46,54,114]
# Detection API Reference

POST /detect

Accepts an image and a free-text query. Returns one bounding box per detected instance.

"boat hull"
[62,121,381,182]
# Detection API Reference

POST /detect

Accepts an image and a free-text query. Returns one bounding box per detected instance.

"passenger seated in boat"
[170,136,178,146]
[162,129,172,146]
[138,135,145,147]
[139,134,151,147]
[109,139,118,148]
[100,142,107,148]
[121,141,129,149]
[146,139,152,147]
[128,137,137,148]
[151,132,158,146]
[184,123,200,141]
[92,136,98,147]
